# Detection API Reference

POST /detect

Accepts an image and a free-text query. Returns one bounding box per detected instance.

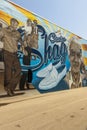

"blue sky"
[11,0,87,39]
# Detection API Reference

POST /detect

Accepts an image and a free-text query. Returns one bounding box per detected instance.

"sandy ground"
[0,86,87,130]
[0,71,40,104]
[1,71,87,130]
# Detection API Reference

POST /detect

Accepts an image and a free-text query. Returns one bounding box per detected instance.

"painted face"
[11,20,19,30]
[33,20,37,26]
[27,20,32,26]
[69,41,81,72]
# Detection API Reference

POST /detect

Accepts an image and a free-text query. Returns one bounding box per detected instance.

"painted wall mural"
[0,0,87,95]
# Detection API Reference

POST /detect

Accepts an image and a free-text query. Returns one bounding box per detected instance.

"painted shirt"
[0,26,21,53]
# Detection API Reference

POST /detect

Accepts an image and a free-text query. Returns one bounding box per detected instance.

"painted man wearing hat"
[0,18,22,96]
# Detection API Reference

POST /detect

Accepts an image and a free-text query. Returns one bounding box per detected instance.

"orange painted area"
[83,57,87,65]
[81,44,87,51]
[0,10,23,26]
[0,11,12,25]
[68,33,75,40]
[9,1,40,24]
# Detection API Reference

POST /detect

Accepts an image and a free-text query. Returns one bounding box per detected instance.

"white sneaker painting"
[39,65,67,90]
[36,61,61,78]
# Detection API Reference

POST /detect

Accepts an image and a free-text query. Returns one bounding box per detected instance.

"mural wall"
[0,0,87,95]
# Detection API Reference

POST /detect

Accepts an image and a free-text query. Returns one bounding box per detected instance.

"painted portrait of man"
[69,37,86,88]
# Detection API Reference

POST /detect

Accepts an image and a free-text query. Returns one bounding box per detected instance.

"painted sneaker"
[7,89,14,96]
[39,65,67,90]
[36,63,53,78]
[36,61,61,78]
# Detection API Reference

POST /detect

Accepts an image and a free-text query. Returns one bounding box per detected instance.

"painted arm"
[0,29,4,41]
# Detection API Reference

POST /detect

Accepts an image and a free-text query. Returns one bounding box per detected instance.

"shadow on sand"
[0,92,25,98]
